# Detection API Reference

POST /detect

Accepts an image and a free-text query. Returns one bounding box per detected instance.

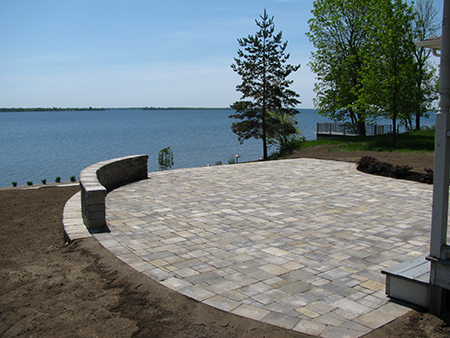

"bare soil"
[1,148,449,338]
[290,144,434,174]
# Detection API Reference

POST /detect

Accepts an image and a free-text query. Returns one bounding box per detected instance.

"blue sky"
[0,0,444,109]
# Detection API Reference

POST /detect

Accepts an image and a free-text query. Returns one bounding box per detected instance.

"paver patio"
[65,158,433,337]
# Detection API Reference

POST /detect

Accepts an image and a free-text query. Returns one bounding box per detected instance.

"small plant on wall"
[158,147,174,171]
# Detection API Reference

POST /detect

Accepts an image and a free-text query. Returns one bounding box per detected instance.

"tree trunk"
[357,121,366,136]
[392,91,397,147]
[392,116,397,147]
[262,107,267,160]
[415,112,421,130]
[357,113,366,136]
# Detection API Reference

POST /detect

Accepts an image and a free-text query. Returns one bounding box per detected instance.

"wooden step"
[381,253,430,308]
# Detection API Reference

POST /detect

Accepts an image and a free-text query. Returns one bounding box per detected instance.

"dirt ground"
[1,147,450,338]
[290,144,434,174]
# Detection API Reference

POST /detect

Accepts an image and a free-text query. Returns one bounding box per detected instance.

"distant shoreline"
[0,107,231,112]
[0,107,314,112]
[0,107,105,112]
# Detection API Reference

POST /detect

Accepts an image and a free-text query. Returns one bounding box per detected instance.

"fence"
[317,122,393,138]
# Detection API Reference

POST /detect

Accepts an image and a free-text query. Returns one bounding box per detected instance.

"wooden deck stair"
[382,253,430,308]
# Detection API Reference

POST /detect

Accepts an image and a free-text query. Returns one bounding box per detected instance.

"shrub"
[372,161,392,175]
[215,160,222,165]
[41,179,47,185]
[55,177,61,183]
[158,147,174,171]
[12,182,17,187]
[356,156,391,175]
[392,165,413,179]
[357,156,430,182]
[356,156,377,170]
[27,181,33,186]
[70,176,76,182]
[421,168,434,184]
[228,156,236,164]
[268,151,279,160]
[279,135,306,156]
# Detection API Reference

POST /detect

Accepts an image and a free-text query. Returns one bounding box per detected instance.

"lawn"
[302,127,435,153]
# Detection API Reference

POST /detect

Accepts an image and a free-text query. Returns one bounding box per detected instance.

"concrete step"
[382,253,430,308]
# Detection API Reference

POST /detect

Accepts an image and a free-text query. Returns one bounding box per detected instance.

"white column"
[430,0,450,259]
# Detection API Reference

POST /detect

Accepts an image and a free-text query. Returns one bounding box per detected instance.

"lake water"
[0,109,436,188]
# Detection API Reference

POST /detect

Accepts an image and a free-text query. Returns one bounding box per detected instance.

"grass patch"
[300,139,346,149]
[302,127,435,153]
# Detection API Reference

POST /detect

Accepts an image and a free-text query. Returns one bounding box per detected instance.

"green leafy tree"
[307,0,372,135]
[158,147,174,171]
[230,9,301,160]
[308,0,438,137]
[411,0,440,130]
[359,0,417,145]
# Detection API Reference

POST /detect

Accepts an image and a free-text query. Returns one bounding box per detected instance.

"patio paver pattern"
[92,159,432,337]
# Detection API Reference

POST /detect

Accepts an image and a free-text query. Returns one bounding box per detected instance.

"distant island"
[142,107,232,110]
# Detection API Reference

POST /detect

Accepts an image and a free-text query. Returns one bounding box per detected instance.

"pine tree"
[230,9,301,160]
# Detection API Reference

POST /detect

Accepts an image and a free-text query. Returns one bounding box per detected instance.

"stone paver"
[67,158,433,337]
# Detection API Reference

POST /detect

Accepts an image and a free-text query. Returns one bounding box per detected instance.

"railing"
[317,122,393,137]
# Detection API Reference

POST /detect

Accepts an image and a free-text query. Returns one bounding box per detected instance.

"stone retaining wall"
[80,155,148,230]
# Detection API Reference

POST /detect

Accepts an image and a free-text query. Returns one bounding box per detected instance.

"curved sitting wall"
[80,155,148,230]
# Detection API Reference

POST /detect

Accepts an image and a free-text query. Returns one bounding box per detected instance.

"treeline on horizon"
[0,107,105,112]
[0,107,315,113]
[0,107,237,112]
